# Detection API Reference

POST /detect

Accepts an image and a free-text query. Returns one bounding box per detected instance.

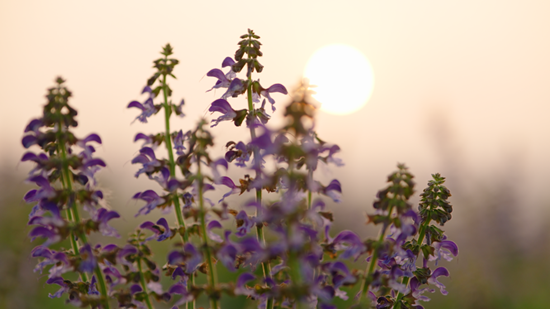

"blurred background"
[1,1,550,308]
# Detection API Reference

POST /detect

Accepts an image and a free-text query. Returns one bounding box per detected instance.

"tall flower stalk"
[22,77,116,308]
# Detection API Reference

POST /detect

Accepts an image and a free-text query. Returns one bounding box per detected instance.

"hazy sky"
[2,1,550,225]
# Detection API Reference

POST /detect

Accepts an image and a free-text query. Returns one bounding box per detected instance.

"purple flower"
[216,176,239,203]
[321,144,344,167]
[175,99,186,117]
[103,260,126,287]
[29,226,62,246]
[329,230,365,260]
[169,282,194,306]
[24,175,55,203]
[21,152,49,178]
[429,239,459,265]
[221,78,246,99]
[133,190,165,217]
[88,275,99,295]
[128,86,157,123]
[428,267,450,295]
[79,244,97,273]
[225,141,251,167]
[152,166,171,189]
[22,134,38,148]
[206,57,236,92]
[209,158,229,183]
[131,147,161,177]
[140,217,173,242]
[235,272,256,296]
[25,118,43,133]
[258,83,288,112]
[95,208,120,237]
[208,99,237,127]
[235,211,255,237]
[134,132,157,148]
[173,130,188,156]
[216,231,238,271]
[46,277,69,298]
[207,220,223,243]
[168,244,202,274]
[31,246,72,276]
[117,244,138,271]
[410,277,434,304]
[324,179,342,203]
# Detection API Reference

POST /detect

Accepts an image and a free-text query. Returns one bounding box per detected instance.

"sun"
[304,44,374,115]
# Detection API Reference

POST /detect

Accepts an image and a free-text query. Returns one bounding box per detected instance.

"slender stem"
[57,162,83,268]
[197,163,219,309]
[392,214,432,308]
[161,71,195,309]
[58,136,110,308]
[357,206,394,303]
[138,257,154,309]
[95,267,113,308]
[246,77,273,309]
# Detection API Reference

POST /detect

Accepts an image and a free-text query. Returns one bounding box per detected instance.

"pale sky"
[2,1,550,229]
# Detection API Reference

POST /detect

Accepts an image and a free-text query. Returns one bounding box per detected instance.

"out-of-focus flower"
[128,86,157,123]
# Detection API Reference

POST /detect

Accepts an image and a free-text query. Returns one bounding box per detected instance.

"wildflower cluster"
[21,30,458,309]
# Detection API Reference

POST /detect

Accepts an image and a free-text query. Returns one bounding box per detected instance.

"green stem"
[161,71,195,309]
[95,267,113,308]
[357,206,394,303]
[138,257,154,309]
[197,163,219,309]
[58,138,111,308]
[392,214,432,308]
[247,77,273,309]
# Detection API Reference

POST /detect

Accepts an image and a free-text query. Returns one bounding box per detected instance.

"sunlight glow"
[304,44,374,115]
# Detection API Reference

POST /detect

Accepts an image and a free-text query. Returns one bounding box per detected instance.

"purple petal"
[134,133,151,143]
[127,101,144,110]
[431,267,450,278]
[83,158,106,168]
[222,57,235,67]
[22,135,37,148]
[325,179,342,192]
[131,154,150,165]
[139,190,160,200]
[441,240,459,257]
[332,230,362,245]
[83,133,102,144]
[140,221,156,230]
[117,245,138,258]
[21,152,38,162]
[236,272,256,288]
[131,284,143,294]
[156,218,170,231]
[98,209,120,223]
[29,226,56,239]
[23,190,37,202]
[31,246,53,259]
[25,119,43,132]
[140,147,157,159]
[209,99,234,114]
[266,83,288,94]
[168,251,184,265]
[206,68,227,80]
[207,220,223,243]
[168,282,186,295]
[218,176,236,189]
[46,277,67,287]
[142,86,153,95]
[167,179,180,192]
